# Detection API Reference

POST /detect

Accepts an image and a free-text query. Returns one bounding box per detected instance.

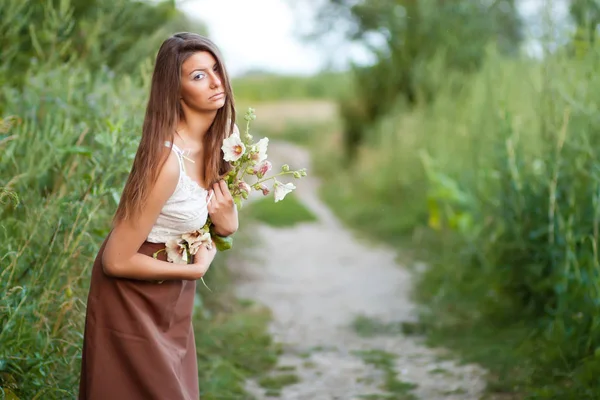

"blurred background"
[3,0,600,398]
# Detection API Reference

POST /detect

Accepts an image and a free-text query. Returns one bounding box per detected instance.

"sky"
[179,0,368,77]
[179,0,570,78]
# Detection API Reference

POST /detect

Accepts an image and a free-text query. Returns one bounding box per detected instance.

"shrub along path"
[231,141,486,399]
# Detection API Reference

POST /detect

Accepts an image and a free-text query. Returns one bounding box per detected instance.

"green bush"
[0,61,145,396]
[314,42,600,397]
[0,0,205,94]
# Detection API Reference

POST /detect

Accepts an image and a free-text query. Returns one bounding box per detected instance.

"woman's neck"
[176,110,217,144]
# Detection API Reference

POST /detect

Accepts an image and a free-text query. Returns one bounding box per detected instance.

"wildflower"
[253,183,271,196]
[183,229,212,254]
[165,238,188,264]
[222,134,246,162]
[237,180,252,199]
[249,137,268,164]
[253,160,272,178]
[273,180,296,203]
[259,184,270,196]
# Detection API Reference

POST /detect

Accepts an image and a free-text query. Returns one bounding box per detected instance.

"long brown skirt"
[78,236,199,400]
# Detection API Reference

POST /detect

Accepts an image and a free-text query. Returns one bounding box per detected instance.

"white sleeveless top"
[146,142,213,243]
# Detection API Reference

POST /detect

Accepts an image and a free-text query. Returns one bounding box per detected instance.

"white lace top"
[146,142,212,243]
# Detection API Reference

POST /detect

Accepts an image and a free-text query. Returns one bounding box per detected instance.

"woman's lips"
[209,92,225,100]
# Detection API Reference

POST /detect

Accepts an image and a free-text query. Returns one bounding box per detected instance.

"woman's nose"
[211,74,222,88]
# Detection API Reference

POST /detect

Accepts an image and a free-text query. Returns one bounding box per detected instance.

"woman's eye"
[193,73,205,80]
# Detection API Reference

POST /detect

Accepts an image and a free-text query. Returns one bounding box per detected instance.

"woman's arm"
[102,151,216,281]
[207,123,240,236]
[207,179,239,237]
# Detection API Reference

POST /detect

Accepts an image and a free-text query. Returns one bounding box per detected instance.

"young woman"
[78,32,239,399]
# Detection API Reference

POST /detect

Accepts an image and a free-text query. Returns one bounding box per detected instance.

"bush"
[314,41,600,397]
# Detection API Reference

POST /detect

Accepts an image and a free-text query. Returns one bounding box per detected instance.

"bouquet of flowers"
[155,108,307,287]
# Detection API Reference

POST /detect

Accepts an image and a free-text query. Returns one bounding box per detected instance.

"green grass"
[265,120,340,148]
[351,315,405,338]
[258,373,300,391]
[233,71,351,102]
[0,71,282,399]
[1,63,147,397]
[353,349,418,400]
[195,299,281,399]
[0,47,285,400]
[193,241,283,399]
[246,194,317,228]
[307,41,600,399]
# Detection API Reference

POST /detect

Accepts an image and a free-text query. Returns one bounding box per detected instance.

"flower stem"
[200,277,212,292]
[254,171,297,185]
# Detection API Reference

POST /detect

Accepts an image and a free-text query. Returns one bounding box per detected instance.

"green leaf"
[213,233,233,251]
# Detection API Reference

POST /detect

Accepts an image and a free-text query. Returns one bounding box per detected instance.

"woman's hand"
[207,180,239,236]
[189,242,217,279]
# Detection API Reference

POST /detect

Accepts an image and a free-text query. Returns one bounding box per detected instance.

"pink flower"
[238,180,252,198]
[259,184,270,196]
[253,160,272,178]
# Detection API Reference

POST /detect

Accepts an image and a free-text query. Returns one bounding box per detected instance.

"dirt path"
[232,141,486,400]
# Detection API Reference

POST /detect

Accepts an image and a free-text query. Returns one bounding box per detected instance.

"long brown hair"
[114,32,235,224]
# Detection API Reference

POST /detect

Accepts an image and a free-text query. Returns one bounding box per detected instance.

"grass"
[304,42,600,399]
[245,194,317,228]
[1,3,348,398]
[233,72,350,103]
[234,100,340,148]
[195,298,280,398]
[254,33,600,399]
[353,349,418,400]
[258,373,300,391]
[351,315,405,338]
[413,308,534,398]
[0,62,289,400]
[194,242,283,398]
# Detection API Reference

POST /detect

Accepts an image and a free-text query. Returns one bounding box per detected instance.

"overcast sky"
[179,0,370,77]
[179,0,570,77]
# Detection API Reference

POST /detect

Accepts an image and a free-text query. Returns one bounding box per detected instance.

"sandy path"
[231,141,486,400]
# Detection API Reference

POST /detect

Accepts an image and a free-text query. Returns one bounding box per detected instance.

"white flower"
[273,180,296,203]
[183,229,211,255]
[222,135,246,162]
[165,238,188,264]
[250,137,268,164]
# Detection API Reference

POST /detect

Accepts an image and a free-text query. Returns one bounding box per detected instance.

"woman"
[78,32,239,399]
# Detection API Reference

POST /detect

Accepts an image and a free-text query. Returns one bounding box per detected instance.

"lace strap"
[164,141,185,172]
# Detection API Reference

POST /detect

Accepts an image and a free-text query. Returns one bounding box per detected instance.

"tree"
[570,0,600,43]
[303,0,523,159]
[0,0,207,90]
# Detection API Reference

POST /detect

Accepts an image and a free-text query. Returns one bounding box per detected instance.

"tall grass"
[0,1,284,397]
[233,71,351,102]
[314,43,600,398]
[0,63,148,397]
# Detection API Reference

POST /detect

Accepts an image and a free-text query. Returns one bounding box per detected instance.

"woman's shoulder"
[153,148,181,192]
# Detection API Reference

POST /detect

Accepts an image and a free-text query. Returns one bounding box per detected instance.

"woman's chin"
[210,98,227,110]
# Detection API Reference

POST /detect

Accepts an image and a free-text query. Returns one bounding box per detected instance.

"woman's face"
[180,51,226,113]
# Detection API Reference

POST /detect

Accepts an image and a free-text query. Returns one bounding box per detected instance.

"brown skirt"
[78,235,199,400]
